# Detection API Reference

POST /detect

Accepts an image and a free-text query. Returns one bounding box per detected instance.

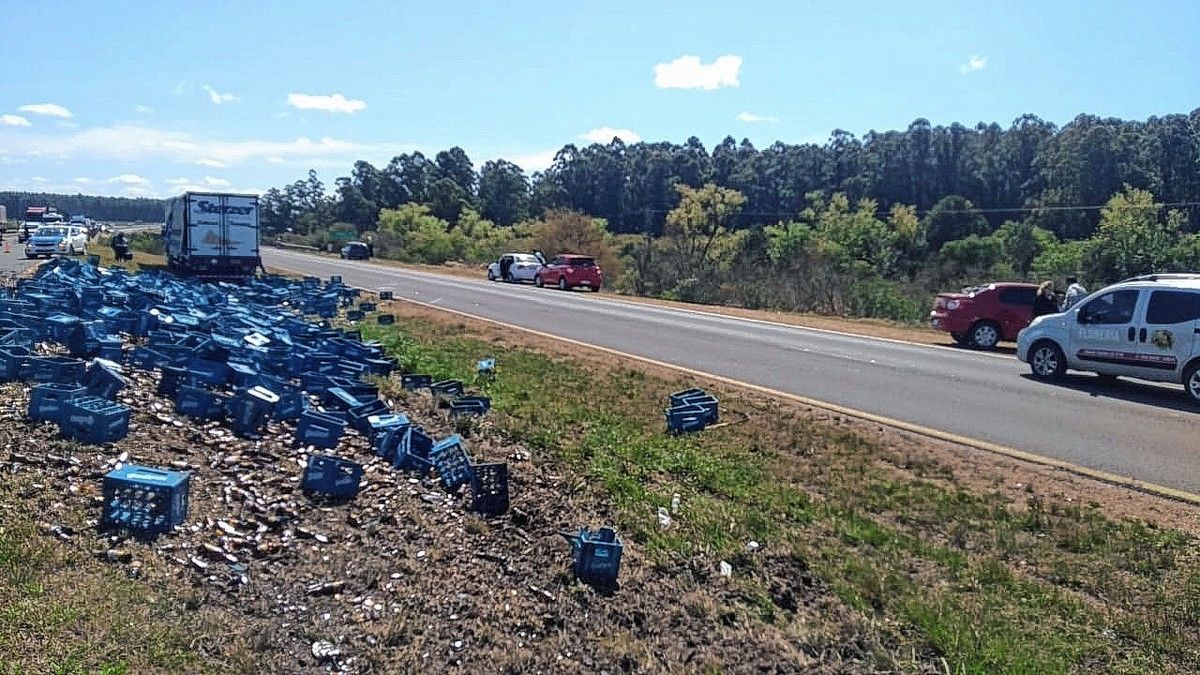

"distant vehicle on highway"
[1018,274,1200,403]
[535,254,604,292]
[487,252,543,283]
[930,282,1039,349]
[340,241,371,260]
[24,225,89,258]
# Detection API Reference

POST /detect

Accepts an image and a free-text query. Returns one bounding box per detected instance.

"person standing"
[1062,276,1088,310]
[1033,280,1059,317]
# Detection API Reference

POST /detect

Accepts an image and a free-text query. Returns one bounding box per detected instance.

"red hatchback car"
[535,254,603,292]
[929,282,1039,349]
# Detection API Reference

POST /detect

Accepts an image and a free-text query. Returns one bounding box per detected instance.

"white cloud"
[135,105,155,114]
[506,149,558,173]
[196,158,226,167]
[203,176,231,187]
[581,126,641,144]
[959,55,987,74]
[1,114,31,127]
[165,178,191,185]
[74,177,91,184]
[654,55,742,90]
[31,176,48,183]
[202,85,238,104]
[266,156,285,164]
[736,112,779,124]
[286,93,367,114]
[20,103,73,118]
[109,174,148,185]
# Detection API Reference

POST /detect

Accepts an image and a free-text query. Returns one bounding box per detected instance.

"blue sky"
[1,0,1196,199]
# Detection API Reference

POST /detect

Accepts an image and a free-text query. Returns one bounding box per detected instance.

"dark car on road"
[929,282,1039,349]
[534,254,603,291]
[340,241,370,260]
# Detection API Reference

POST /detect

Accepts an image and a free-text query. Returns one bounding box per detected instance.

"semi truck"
[163,192,260,279]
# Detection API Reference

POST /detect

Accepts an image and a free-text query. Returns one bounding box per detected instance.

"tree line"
[0,192,163,222]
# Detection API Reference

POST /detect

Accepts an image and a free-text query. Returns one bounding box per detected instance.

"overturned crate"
[301,454,363,500]
[469,462,509,515]
[62,396,131,444]
[561,526,624,586]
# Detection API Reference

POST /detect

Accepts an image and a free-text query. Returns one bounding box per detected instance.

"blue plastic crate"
[83,359,128,399]
[376,314,395,325]
[363,357,396,376]
[476,358,496,376]
[102,464,190,534]
[323,386,362,410]
[430,434,474,491]
[62,396,131,444]
[28,382,87,423]
[367,412,409,445]
[561,527,623,586]
[45,314,83,344]
[130,346,174,369]
[175,384,229,420]
[28,356,87,384]
[389,426,434,473]
[676,393,718,424]
[228,386,280,438]
[301,454,363,499]
[469,462,509,515]
[157,365,190,397]
[665,403,709,434]
[378,290,393,300]
[0,347,32,382]
[347,398,389,433]
[449,396,491,417]
[295,409,346,449]
[668,388,707,408]
[430,379,464,398]
[273,387,307,421]
[186,358,231,386]
[358,302,376,312]
[346,309,365,322]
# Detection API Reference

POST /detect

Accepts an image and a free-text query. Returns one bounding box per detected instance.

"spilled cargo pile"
[0,259,665,672]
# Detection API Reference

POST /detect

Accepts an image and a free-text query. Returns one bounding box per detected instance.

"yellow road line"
[385,293,1200,507]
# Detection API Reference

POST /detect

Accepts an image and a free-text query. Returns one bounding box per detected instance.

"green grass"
[359,314,1200,674]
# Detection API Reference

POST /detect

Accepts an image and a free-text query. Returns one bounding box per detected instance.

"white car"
[487,253,543,283]
[24,225,89,258]
[1017,274,1200,404]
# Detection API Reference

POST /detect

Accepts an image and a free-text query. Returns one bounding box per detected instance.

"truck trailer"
[163,192,260,279]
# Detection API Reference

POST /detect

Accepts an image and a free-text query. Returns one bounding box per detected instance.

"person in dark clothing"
[1033,280,1058,317]
[111,231,131,261]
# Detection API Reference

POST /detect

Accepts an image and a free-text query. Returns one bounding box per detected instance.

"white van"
[1017,274,1200,404]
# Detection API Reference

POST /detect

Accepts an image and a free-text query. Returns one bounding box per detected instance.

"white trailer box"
[163,192,260,278]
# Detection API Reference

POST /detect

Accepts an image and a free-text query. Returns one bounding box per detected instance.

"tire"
[970,321,1001,350]
[487,271,496,281]
[557,277,568,291]
[951,332,971,346]
[590,285,601,293]
[1029,341,1066,380]
[67,245,75,256]
[1184,361,1200,405]
[535,275,544,288]
[503,272,512,283]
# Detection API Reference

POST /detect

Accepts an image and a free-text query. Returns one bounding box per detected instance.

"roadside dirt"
[387,299,1200,536]
[0,350,905,673]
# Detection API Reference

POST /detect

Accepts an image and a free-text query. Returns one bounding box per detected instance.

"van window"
[1145,290,1200,325]
[1078,290,1139,325]
[998,288,1036,306]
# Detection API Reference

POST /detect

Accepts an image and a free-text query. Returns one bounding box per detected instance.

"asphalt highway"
[263,247,1200,494]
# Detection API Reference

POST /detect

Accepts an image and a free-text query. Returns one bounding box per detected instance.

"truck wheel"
[1029,341,1066,380]
[970,321,1001,350]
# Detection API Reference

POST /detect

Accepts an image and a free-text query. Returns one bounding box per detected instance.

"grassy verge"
[0,475,207,674]
[358,312,1200,673]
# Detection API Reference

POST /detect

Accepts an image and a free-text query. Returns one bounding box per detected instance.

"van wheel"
[1029,341,1066,380]
[1184,362,1200,405]
[970,321,1001,350]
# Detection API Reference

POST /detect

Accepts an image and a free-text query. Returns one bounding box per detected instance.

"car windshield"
[513,255,539,264]
[566,258,595,267]
[36,227,66,237]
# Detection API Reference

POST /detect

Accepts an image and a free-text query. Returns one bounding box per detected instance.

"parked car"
[1018,274,1200,403]
[534,254,604,292]
[487,253,543,282]
[340,241,370,260]
[24,225,89,259]
[929,282,1039,349]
